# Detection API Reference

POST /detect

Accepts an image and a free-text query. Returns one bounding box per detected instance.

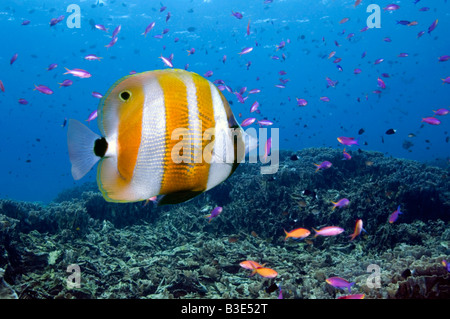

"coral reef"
[0,148,449,299]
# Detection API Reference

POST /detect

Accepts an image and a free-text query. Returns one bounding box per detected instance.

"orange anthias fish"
[239,260,265,270]
[253,267,278,278]
[349,219,366,241]
[239,260,277,278]
[284,227,311,241]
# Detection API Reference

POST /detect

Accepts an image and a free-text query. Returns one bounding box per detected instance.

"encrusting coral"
[0,148,448,299]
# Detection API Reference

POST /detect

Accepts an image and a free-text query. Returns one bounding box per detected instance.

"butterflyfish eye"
[119,90,131,101]
[94,137,108,157]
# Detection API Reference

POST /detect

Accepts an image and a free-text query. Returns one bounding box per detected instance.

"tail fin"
[312,228,321,238]
[67,119,101,180]
[243,129,258,156]
[348,282,356,293]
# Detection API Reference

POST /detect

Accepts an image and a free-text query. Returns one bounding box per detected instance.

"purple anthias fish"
[333,57,341,63]
[86,110,98,123]
[326,277,356,293]
[277,285,283,299]
[442,260,450,273]
[331,198,350,210]
[438,56,450,62]
[92,92,103,99]
[95,24,108,32]
[235,92,246,103]
[47,63,58,71]
[111,25,121,38]
[241,117,256,127]
[50,15,64,27]
[18,98,28,105]
[205,206,222,223]
[296,98,307,106]
[276,41,286,50]
[398,53,409,57]
[64,68,92,78]
[313,226,344,237]
[105,36,118,48]
[325,76,338,88]
[314,161,332,172]
[159,56,173,68]
[250,101,260,113]
[374,58,384,65]
[433,108,449,116]
[10,53,18,65]
[320,96,330,102]
[337,136,359,146]
[342,148,351,160]
[422,117,441,125]
[263,137,272,162]
[442,77,450,84]
[84,54,102,61]
[231,11,243,19]
[248,89,260,94]
[204,70,213,78]
[428,19,438,34]
[142,22,155,37]
[22,20,31,25]
[34,84,53,95]
[384,4,400,11]
[389,205,403,223]
[239,47,253,56]
[59,79,73,87]
[377,78,386,89]
[258,119,273,126]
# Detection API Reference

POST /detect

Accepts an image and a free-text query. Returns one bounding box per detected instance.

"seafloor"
[1,147,449,299]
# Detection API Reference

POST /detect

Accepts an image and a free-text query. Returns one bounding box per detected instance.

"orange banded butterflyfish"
[67,69,256,205]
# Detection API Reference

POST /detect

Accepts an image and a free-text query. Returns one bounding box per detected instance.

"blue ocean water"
[0,0,448,203]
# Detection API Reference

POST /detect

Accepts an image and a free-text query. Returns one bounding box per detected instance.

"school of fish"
[1,0,448,300]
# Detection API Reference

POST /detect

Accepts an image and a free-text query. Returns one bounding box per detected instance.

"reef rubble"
[0,148,449,299]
